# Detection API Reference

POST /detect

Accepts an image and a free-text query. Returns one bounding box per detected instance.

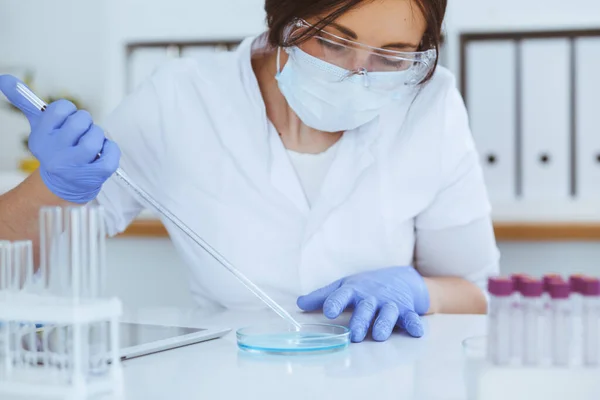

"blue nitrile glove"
[0,75,120,204]
[297,266,430,343]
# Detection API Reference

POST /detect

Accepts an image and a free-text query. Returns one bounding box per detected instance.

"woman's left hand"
[297,266,430,343]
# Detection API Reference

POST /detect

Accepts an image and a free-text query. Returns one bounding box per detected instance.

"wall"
[105,237,195,309]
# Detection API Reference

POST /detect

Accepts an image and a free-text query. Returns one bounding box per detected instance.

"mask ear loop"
[276,47,282,75]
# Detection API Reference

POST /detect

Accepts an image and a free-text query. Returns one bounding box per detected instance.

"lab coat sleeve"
[94,68,169,237]
[415,83,492,230]
[414,83,499,302]
[413,216,499,307]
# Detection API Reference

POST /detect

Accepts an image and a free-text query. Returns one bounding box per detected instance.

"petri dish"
[237,323,350,355]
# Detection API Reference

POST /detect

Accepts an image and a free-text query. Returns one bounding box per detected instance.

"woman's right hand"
[0,75,121,204]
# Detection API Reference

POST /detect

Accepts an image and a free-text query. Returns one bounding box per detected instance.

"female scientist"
[0,0,499,343]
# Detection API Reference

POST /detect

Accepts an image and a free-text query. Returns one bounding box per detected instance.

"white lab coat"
[96,35,498,310]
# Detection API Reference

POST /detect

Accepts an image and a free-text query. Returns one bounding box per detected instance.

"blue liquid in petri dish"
[237,323,350,355]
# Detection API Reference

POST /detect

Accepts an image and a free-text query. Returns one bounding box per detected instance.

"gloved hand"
[0,75,120,204]
[297,266,430,343]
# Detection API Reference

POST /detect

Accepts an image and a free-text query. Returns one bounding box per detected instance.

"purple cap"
[543,274,564,292]
[548,281,570,299]
[520,278,544,297]
[581,278,600,297]
[488,277,514,296]
[569,275,587,294]
[511,274,530,292]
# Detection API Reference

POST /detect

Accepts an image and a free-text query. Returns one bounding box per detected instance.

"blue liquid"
[237,332,349,354]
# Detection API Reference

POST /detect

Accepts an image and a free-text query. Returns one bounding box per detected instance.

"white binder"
[466,40,517,203]
[521,38,571,201]
[575,37,600,201]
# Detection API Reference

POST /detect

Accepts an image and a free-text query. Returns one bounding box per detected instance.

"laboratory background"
[1,0,600,311]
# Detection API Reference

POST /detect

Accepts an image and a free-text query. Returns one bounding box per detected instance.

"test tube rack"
[0,206,123,400]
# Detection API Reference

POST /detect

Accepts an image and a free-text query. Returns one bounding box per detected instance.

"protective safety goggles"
[283,19,437,88]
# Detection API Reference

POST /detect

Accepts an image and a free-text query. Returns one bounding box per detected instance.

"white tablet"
[119,322,231,360]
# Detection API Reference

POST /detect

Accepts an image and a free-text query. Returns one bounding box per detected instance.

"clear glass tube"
[40,207,65,294]
[551,298,571,366]
[0,241,10,292]
[11,241,33,292]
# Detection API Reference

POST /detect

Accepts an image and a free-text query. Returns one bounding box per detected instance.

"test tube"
[487,277,514,365]
[582,278,600,367]
[0,242,10,375]
[40,206,65,294]
[548,281,571,366]
[542,274,564,362]
[520,278,544,366]
[11,241,34,291]
[569,274,587,363]
[510,274,529,360]
[0,241,10,291]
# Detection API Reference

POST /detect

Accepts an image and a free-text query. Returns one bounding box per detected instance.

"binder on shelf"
[575,37,600,201]
[465,40,517,203]
[520,38,571,201]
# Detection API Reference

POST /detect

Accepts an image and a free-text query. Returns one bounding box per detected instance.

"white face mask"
[275,46,409,133]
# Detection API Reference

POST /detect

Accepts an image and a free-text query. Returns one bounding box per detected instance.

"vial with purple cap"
[542,274,564,362]
[487,277,514,365]
[582,278,600,367]
[520,278,544,366]
[548,280,571,366]
[570,274,587,360]
[509,274,529,360]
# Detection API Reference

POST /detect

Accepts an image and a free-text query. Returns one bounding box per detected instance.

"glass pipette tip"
[12,82,303,330]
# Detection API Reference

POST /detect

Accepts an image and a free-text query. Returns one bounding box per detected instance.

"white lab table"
[119,308,486,400]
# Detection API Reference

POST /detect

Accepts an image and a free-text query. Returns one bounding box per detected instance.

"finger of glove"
[372,302,400,342]
[323,286,355,319]
[297,279,343,312]
[397,310,425,338]
[53,110,94,148]
[0,75,44,126]
[69,124,106,165]
[34,100,77,137]
[349,297,378,343]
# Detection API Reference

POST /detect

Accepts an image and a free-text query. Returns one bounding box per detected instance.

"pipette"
[11,81,302,330]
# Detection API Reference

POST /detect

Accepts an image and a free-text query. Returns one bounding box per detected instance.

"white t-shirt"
[95,34,499,310]
[286,140,341,207]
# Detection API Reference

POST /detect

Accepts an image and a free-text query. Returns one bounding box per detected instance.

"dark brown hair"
[264,0,447,82]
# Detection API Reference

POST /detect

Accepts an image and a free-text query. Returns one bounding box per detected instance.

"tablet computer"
[119,322,231,360]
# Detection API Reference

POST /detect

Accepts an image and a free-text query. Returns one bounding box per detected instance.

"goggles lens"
[286,19,436,87]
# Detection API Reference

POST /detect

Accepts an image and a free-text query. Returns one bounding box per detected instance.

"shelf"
[118,220,600,241]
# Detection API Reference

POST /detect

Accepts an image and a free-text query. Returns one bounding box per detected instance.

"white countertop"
[119,308,487,400]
